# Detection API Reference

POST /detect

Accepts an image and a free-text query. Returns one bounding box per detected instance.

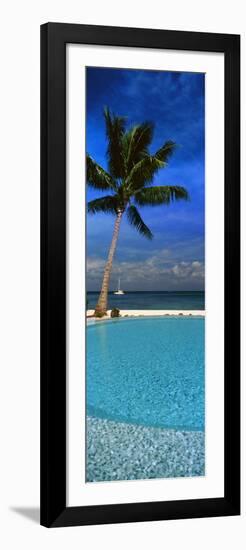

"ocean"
[87,291,205,310]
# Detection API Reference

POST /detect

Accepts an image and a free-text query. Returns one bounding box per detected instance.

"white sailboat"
[114,277,125,295]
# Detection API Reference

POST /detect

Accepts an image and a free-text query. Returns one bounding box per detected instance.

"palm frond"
[126,205,153,240]
[134,185,190,206]
[87,195,118,215]
[124,122,154,169]
[155,140,177,163]
[125,156,164,191]
[104,107,126,179]
[86,155,116,190]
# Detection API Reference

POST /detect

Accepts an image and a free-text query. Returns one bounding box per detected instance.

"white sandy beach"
[87,309,205,319]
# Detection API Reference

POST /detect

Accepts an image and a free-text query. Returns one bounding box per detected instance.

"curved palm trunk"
[94,210,123,316]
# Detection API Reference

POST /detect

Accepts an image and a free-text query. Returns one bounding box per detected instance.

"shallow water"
[87,417,205,482]
[86,317,205,431]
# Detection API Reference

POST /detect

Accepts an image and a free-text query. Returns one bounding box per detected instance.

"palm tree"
[87,108,189,316]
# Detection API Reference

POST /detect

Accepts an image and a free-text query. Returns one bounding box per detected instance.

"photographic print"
[86,66,205,483]
[41,23,240,527]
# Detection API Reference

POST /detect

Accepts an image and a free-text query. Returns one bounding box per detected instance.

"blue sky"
[86,67,205,291]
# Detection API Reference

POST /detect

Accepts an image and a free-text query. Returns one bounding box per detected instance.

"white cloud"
[171,260,204,280]
[87,253,204,290]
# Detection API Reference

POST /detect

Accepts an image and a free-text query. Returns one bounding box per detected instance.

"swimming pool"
[86,317,205,431]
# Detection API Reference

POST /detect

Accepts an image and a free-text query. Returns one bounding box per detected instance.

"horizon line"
[87,289,205,293]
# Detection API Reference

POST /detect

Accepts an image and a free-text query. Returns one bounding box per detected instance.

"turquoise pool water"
[86,317,205,431]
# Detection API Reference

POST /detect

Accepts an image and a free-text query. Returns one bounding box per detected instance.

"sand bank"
[87,309,205,319]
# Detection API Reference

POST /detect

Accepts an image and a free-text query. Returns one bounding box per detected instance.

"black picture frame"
[41,22,240,528]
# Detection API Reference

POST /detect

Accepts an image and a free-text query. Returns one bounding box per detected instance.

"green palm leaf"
[134,185,189,206]
[104,107,126,179]
[86,155,115,190]
[88,195,117,215]
[126,205,153,240]
[124,122,154,169]
[125,156,164,191]
[155,140,177,162]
